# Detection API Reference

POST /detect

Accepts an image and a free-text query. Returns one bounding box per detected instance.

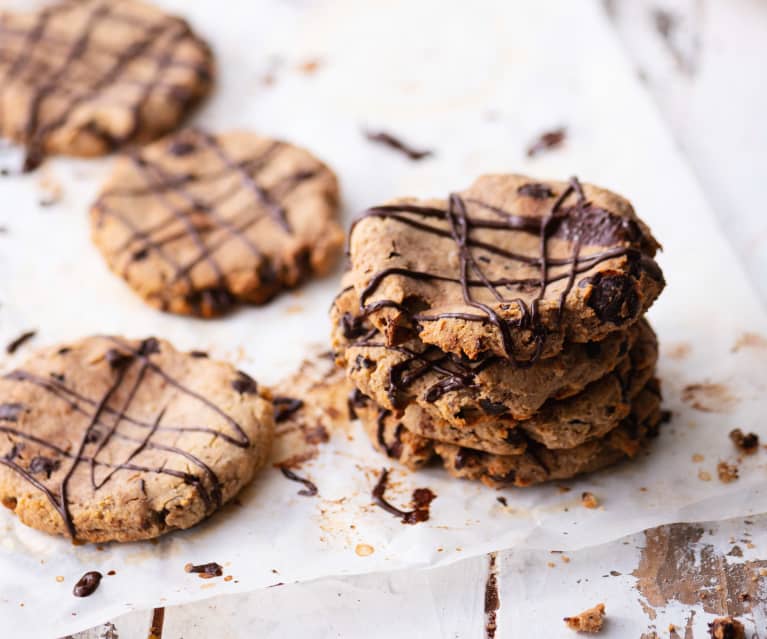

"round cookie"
[91,129,343,317]
[332,280,648,424]
[347,174,664,362]
[0,336,274,542]
[0,0,214,171]
[357,381,663,487]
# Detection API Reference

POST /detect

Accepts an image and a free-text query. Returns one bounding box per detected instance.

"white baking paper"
[1,1,766,637]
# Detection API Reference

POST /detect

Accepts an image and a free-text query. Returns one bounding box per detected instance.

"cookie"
[358,381,663,487]
[347,174,664,361]
[332,281,648,424]
[0,336,274,542]
[0,0,214,171]
[91,128,343,316]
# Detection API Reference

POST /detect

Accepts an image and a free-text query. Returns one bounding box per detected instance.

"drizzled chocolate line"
[279,467,318,497]
[92,128,319,314]
[371,468,435,525]
[0,0,211,171]
[0,337,253,539]
[353,177,654,362]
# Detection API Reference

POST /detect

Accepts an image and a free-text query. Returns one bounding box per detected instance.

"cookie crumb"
[581,492,599,509]
[692,453,705,463]
[355,543,374,557]
[698,470,712,482]
[729,429,759,454]
[708,616,745,639]
[563,603,605,633]
[526,127,566,157]
[297,58,322,75]
[717,461,739,484]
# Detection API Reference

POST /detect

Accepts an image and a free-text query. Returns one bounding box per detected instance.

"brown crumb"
[692,453,705,463]
[708,616,745,639]
[558,485,571,494]
[717,461,739,484]
[729,429,759,454]
[581,492,599,509]
[698,470,712,482]
[297,58,322,75]
[564,603,605,633]
[526,127,566,157]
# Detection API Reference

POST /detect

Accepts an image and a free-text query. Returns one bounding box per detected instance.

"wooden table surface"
[65,1,766,636]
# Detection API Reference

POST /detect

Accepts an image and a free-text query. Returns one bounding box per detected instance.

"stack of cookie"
[332,174,666,488]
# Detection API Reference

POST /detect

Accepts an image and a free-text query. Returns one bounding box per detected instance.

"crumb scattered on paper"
[563,603,605,633]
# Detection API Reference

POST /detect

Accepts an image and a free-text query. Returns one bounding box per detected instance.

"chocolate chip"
[231,371,258,395]
[518,183,554,199]
[583,273,640,325]
[137,337,160,357]
[0,403,24,422]
[105,348,134,369]
[29,455,59,478]
[479,399,508,416]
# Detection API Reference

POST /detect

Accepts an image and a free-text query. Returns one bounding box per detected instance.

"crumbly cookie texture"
[708,617,745,639]
[0,336,274,542]
[348,174,664,361]
[563,603,606,633]
[332,280,646,425]
[0,0,214,170]
[350,324,656,456]
[355,381,663,487]
[91,129,343,317]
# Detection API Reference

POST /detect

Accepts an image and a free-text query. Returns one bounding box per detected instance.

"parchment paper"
[1,1,766,637]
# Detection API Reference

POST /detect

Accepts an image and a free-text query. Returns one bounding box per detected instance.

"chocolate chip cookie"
[91,128,343,316]
[358,380,663,487]
[0,0,214,171]
[333,281,651,425]
[347,174,664,362]
[0,336,274,542]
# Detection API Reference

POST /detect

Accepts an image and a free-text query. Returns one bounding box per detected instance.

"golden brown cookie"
[347,174,664,362]
[0,0,214,171]
[91,129,343,316]
[0,336,274,542]
[332,280,652,426]
[355,381,663,488]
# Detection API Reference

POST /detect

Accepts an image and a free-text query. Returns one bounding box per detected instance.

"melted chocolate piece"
[0,403,24,422]
[526,128,566,157]
[484,553,500,638]
[6,330,36,355]
[371,468,435,524]
[73,571,102,597]
[364,130,433,161]
[29,455,59,478]
[583,272,640,325]
[184,562,223,578]
[279,467,318,496]
[231,371,258,395]
[496,496,507,507]
[273,396,303,423]
[105,348,134,370]
[730,428,759,454]
[517,183,554,199]
[0,337,253,539]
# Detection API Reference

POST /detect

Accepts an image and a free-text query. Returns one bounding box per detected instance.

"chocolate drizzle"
[0,337,253,539]
[351,177,660,363]
[364,129,433,161]
[371,468,435,525]
[91,128,322,315]
[73,570,102,597]
[0,1,213,171]
[273,396,304,423]
[184,562,223,578]
[279,467,318,496]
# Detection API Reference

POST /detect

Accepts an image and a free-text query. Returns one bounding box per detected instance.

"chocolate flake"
[6,330,36,354]
[184,562,223,579]
[485,552,500,638]
[526,127,566,157]
[729,429,759,454]
[273,396,303,423]
[279,467,318,496]
[73,571,103,597]
[364,130,433,161]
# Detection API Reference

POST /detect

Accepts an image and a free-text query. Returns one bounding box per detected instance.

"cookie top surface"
[0,336,274,542]
[0,0,214,170]
[91,129,343,317]
[332,281,649,424]
[348,174,664,361]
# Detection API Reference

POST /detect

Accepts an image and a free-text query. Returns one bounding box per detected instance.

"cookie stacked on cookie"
[332,174,666,488]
